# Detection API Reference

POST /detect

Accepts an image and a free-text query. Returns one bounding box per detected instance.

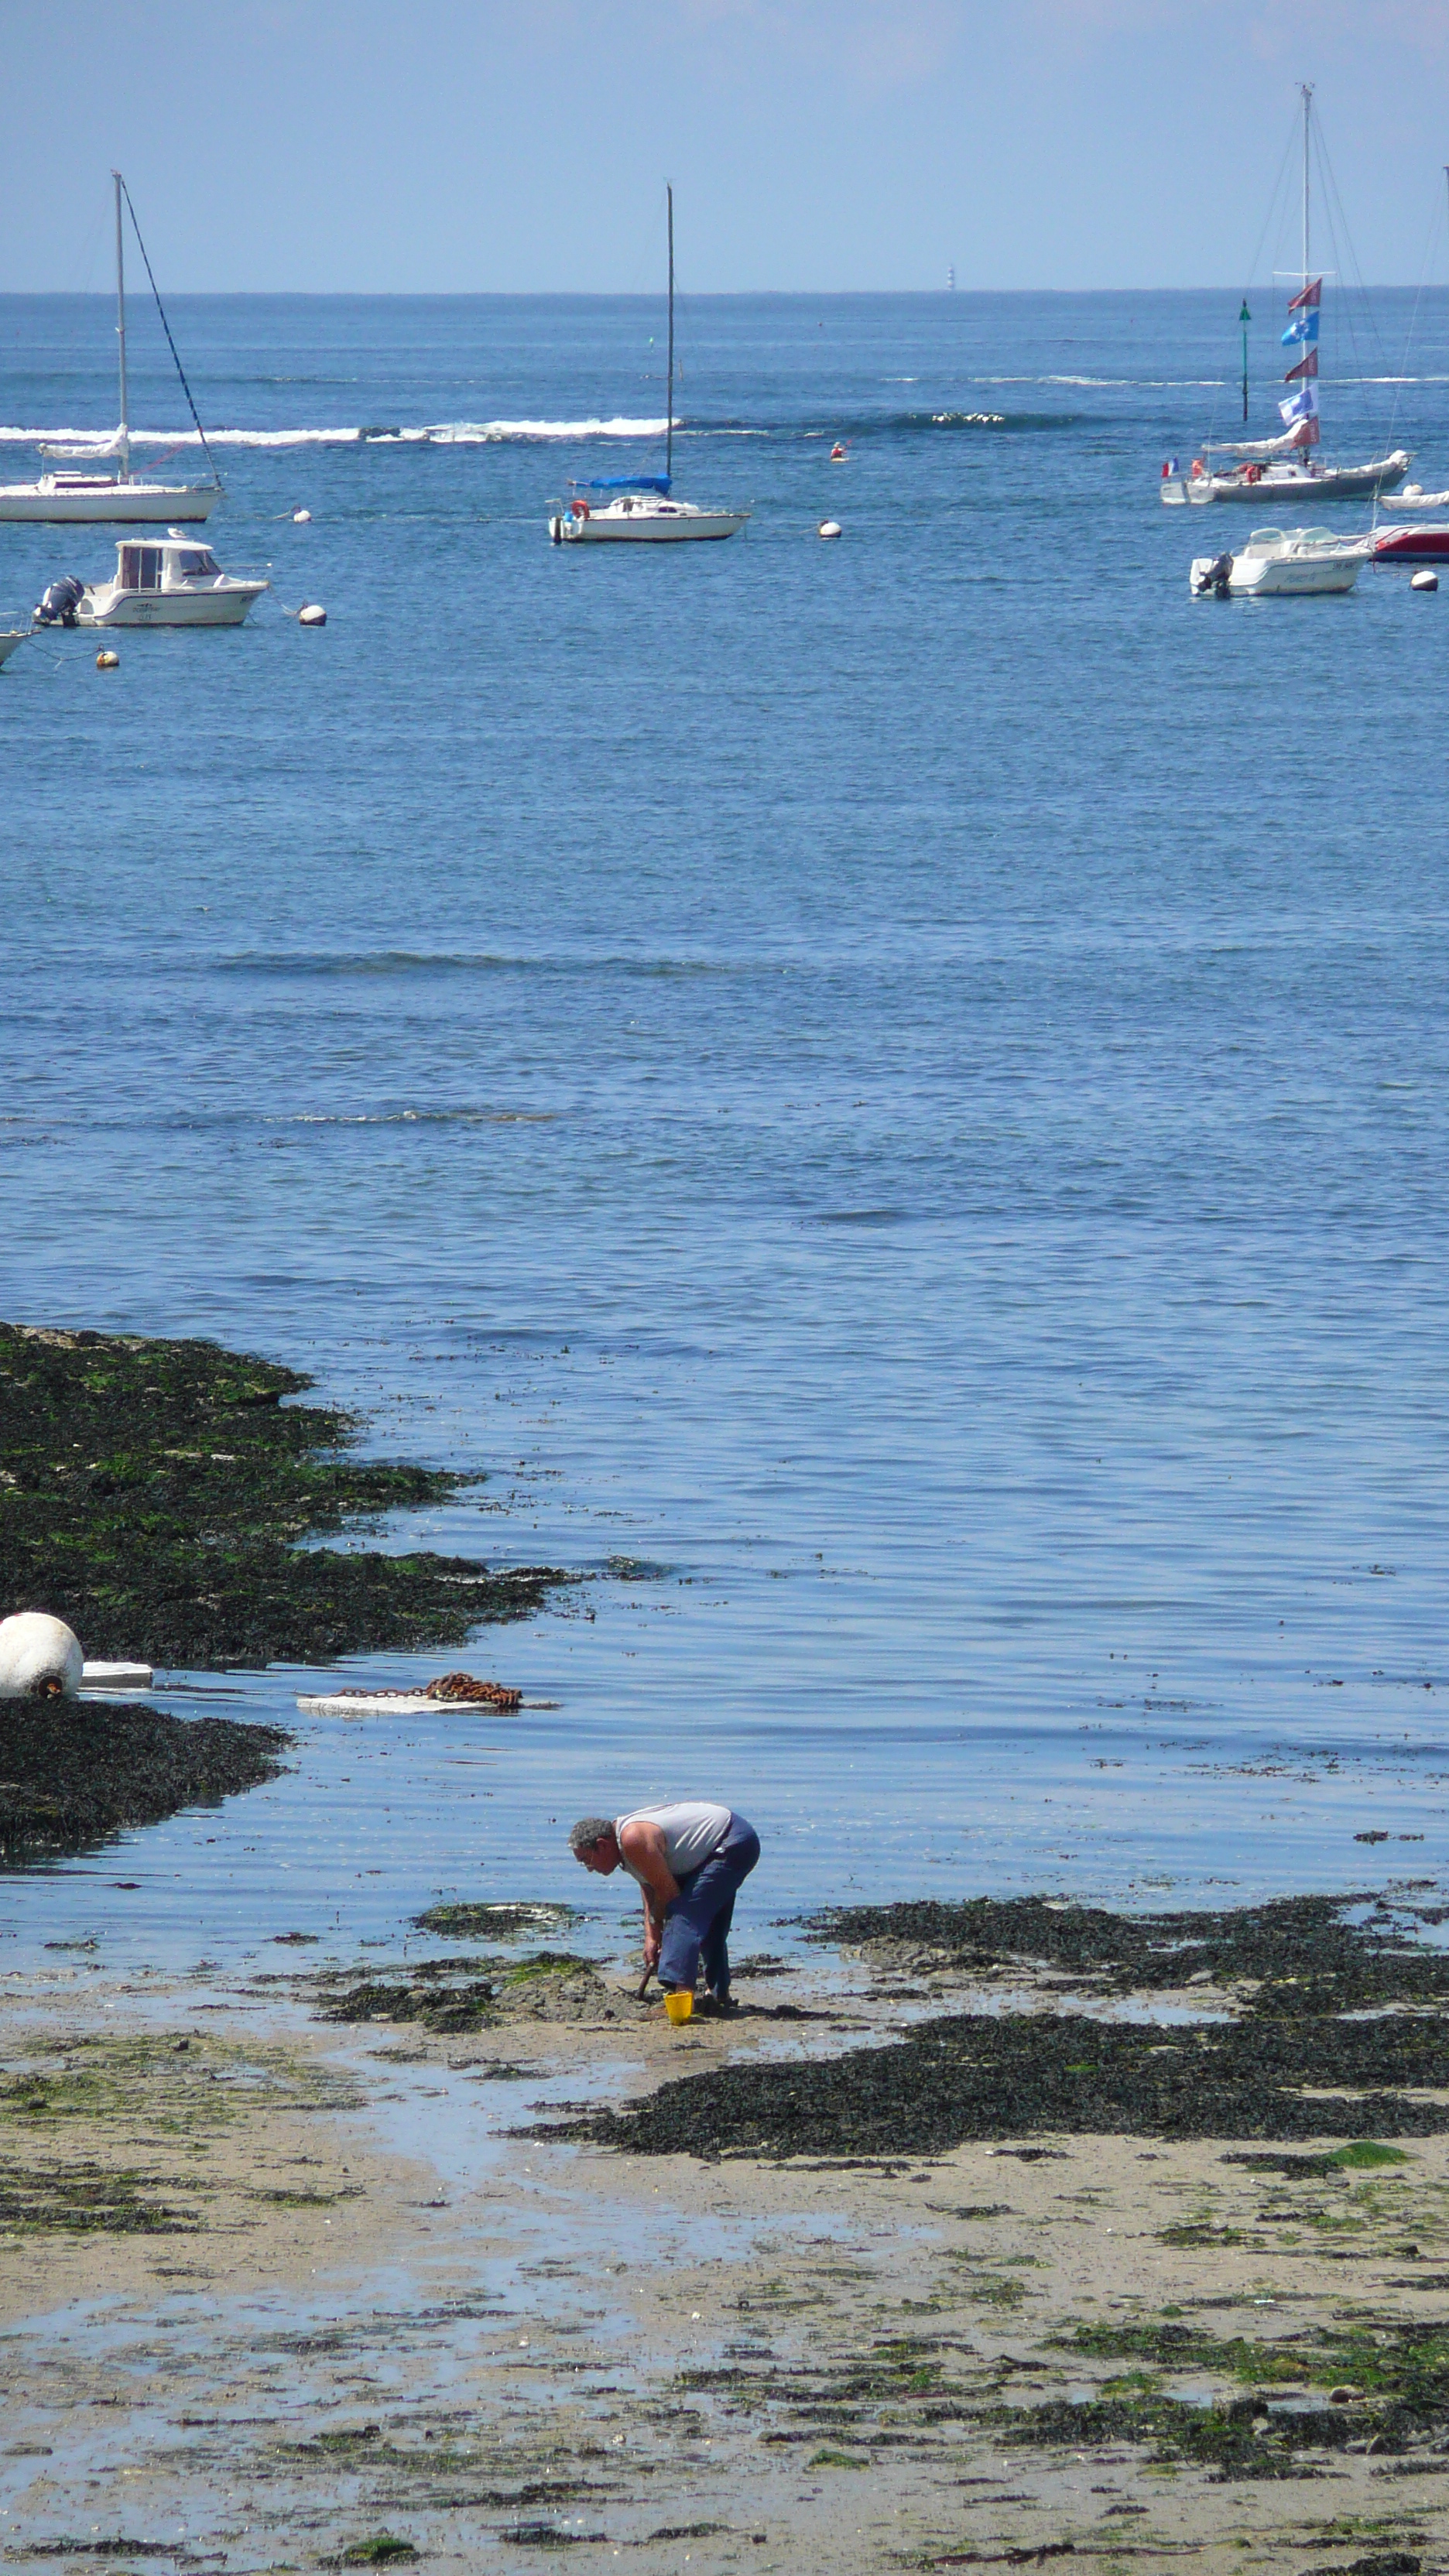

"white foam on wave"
[365,416,669,443]
[0,416,669,449]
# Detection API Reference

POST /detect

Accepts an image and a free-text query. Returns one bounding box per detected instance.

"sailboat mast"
[666,183,674,486]
[113,170,130,481]
[1300,83,1314,283]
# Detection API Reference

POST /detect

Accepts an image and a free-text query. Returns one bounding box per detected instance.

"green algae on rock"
[0,2159,205,2236]
[0,2030,362,2233]
[0,1322,568,1667]
[316,1949,621,2033]
[410,1901,581,1941]
[0,1696,289,1862]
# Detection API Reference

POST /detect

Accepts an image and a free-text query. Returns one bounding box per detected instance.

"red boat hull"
[1371,524,1449,564]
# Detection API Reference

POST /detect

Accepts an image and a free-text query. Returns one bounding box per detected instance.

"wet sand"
[2,1937,1446,2574]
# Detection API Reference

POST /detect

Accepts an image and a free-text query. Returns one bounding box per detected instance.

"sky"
[2,0,1448,293]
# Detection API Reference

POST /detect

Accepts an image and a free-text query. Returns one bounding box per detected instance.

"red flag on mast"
[1283,348,1319,383]
[1286,276,1322,311]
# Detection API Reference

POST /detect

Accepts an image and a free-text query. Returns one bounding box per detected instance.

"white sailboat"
[0,174,221,525]
[1162,87,1410,508]
[549,187,748,546]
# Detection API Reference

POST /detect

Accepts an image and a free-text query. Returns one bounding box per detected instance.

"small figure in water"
[569,1801,760,2012]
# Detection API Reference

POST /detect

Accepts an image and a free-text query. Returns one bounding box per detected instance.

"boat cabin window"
[173,549,220,577]
[118,546,163,591]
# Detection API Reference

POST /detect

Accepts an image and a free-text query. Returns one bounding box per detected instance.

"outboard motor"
[1193,552,1235,600]
[35,574,84,627]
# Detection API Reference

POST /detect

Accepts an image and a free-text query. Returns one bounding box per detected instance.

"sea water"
[1,289,1447,1978]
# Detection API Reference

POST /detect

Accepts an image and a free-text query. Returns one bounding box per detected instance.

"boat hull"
[1368,523,1449,565]
[1191,549,1362,596]
[78,582,266,627]
[0,481,219,524]
[0,631,30,668]
[550,509,747,544]
[1164,452,1410,507]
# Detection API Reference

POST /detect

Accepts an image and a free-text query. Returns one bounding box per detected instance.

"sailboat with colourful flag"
[1161,86,1410,507]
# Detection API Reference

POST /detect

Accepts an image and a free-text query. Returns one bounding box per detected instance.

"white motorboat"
[0,173,221,526]
[1162,87,1410,509]
[1190,526,1368,597]
[0,630,31,670]
[36,533,268,629]
[548,187,748,548]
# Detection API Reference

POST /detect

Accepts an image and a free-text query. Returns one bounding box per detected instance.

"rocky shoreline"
[0,1321,574,1862]
[0,1321,569,1669]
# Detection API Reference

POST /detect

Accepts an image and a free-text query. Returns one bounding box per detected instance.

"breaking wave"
[879,407,1077,432]
[0,416,670,448]
[805,409,1081,438]
[0,406,1080,451]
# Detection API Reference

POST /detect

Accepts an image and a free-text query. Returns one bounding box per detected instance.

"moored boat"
[0,469,219,526]
[550,481,748,544]
[1190,526,1369,596]
[1379,482,1449,512]
[1164,450,1410,507]
[1365,519,1449,567]
[0,630,31,669]
[0,173,221,526]
[1162,88,1410,509]
[548,187,748,548]
[36,533,268,629]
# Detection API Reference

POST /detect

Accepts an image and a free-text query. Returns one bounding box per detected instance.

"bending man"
[569,1801,760,2010]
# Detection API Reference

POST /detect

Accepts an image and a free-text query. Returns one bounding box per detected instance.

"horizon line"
[0,282,1440,302]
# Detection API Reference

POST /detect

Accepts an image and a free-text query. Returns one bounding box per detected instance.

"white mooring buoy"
[0,1611,84,1699]
[293,508,312,524]
[297,602,327,626]
[96,649,119,670]
[1411,568,1438,592]
[818,519,842,540]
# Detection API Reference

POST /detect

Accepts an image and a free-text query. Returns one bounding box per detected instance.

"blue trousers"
[658,1813,760,1999]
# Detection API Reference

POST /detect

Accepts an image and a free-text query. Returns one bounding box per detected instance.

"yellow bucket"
[663,1990,694,2026]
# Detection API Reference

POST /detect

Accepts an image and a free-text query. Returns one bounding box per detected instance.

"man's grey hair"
[568,1815,616,1856]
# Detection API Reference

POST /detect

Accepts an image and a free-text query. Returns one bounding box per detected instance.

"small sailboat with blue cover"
[549,188,748,546]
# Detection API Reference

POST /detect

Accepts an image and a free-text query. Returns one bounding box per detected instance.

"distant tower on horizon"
[947,265,956,291]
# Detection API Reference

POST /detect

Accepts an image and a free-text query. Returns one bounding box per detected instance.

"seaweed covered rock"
[0,1697,289,1862]
[553,1893,1449,2161]
[560,2002,1449,2160]
[811,1892,1449,2018]
[0,1324,568,1667]
[317,1949,624,2033]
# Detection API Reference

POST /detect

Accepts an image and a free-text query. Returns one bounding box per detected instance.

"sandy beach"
[3,1926,1446,2575]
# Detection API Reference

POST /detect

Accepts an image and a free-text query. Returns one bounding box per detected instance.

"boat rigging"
[1162,87,1410,508]
[0,173,223,525]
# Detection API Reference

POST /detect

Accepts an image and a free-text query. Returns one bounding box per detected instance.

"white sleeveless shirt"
[615,1800,731,1883]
